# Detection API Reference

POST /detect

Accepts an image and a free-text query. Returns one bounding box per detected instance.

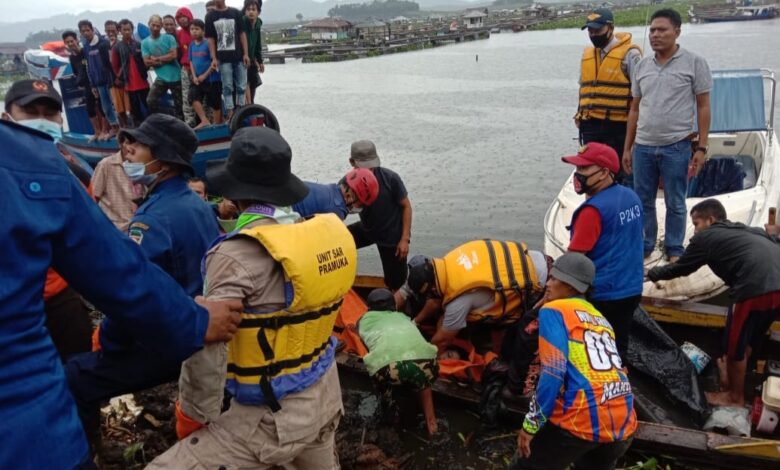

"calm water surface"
[260,20,780,273]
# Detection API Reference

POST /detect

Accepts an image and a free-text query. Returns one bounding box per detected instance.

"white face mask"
[122,159,162,186]
[5,114,63,141]
[348,205,363,214]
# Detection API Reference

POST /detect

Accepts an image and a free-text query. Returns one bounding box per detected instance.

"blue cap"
[582,8,614,30]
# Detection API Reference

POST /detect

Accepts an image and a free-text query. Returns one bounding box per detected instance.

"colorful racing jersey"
[523,297,637,442]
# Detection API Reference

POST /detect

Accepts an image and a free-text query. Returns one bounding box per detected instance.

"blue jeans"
[219,61,247,110]
[632,140,691,257]
[95,84,117,125]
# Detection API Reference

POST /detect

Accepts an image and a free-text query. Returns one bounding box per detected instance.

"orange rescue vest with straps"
[433,240,541,324]
[577,32,641,123]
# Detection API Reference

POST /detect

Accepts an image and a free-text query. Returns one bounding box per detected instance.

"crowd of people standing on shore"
[3,4,780,470]
[60,0,265,141]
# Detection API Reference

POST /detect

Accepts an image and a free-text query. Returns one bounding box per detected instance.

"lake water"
[258,19,780,274]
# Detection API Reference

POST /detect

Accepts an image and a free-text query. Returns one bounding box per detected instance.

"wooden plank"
[641,296,728,328]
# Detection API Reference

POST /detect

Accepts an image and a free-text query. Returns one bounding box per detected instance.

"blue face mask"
[15,118,63,141]
[122,159,162,186]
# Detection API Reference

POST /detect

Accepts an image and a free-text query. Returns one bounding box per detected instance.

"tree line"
[328,0,420,20]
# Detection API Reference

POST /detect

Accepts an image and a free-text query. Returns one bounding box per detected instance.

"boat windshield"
[709,69,775,134]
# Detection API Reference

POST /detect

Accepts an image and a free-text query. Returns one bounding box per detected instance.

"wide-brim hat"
[350,140,381,168]
[118,113,197,171]
[206,127,309,206]
[550,253,595,294]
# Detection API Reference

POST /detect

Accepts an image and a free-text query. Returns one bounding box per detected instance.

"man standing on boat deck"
[115,19,151,125]
[512,253,636,470]
[622,9,712,262]
[575,8,641,186]
[400,240,549,352]
[648,199,780,407]
[142,15,184,120]
[206,0,250,121]
[348,140,413,290]
[79,20,120,140]
[149,127,356,469]
[175,7,196,126]
[65,114,220,448]
[0,118,241,469]
[562,143,644,359]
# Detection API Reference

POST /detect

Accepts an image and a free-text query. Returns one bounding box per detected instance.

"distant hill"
[0,0,486,44]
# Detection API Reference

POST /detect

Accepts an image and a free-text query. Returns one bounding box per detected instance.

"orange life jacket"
[577,32,641,122]
[433,240,541,324]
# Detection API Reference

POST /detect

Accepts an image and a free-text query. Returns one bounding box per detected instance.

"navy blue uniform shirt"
[293,181,348,220]
[0,120,208,468]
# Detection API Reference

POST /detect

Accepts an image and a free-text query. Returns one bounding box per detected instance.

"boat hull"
[58,124,233,177]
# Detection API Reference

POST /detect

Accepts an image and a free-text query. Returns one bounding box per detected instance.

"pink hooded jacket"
[175,7,194,66]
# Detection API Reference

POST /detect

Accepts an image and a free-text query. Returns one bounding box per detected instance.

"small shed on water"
[463,9,488,29]
[304,18,353,42]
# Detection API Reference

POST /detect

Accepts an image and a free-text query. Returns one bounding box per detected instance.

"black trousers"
[65,346,182,447]
[501,307,540,393]
[509,424,633,470]
[44,286,92,361]
[128,88,149,125]
[247,63,262,104]
[591,295,641,360]
[348,221,408,290]
[580,119,631,187]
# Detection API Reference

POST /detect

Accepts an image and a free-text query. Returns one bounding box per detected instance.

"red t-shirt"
[126,56,149,91]
[568,206,602,253]
[177,28,192,66]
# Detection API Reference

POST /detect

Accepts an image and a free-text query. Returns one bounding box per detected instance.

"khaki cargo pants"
[147,401,341,469]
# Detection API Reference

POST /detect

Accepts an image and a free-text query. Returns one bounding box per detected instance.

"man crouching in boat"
[149,127,357,469]
[358,288,439,436]
[513,253,636,470]
[399,240,548,353]
[648,199,780,407]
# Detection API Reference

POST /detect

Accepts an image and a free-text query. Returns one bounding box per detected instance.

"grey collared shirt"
[632,46,712,146]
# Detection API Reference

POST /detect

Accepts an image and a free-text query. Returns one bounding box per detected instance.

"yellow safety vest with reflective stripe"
[577,32,641,122]
[225,214,357,410]
[433,240,541,324]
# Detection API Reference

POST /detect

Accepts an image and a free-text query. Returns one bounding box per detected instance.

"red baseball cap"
[561,143,619,174]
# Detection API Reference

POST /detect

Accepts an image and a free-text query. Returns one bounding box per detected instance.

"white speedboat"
[544,69,779,302]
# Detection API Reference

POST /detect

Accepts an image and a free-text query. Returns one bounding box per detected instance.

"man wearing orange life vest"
[576,8,641,186]
[401,240,549,352]
[512,253,636,470]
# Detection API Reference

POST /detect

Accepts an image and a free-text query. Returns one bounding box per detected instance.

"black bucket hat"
[118,114,198,171]
[206,127,309,206]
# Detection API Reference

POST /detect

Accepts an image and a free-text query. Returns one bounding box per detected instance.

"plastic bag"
[703,406,751,437]
[627,307,709,423]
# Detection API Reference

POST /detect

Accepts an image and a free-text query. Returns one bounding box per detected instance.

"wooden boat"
[692,5,779,23]
[544,69,780,302]
[344,274,780,468]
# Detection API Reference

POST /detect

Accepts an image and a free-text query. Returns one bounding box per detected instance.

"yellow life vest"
[432,240,541,324]
[225,214,357,410]
[577,32,641,122]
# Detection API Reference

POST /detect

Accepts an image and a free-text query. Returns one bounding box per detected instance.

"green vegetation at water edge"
[530,2,694,31]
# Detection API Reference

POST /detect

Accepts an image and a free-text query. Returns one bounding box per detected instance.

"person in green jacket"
[242,0,264,104]
[358,288,439,436]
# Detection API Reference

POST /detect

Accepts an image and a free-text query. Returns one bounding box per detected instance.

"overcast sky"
[12,0,325,22]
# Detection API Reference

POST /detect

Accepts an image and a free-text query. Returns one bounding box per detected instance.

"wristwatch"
[695,146,708,155]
